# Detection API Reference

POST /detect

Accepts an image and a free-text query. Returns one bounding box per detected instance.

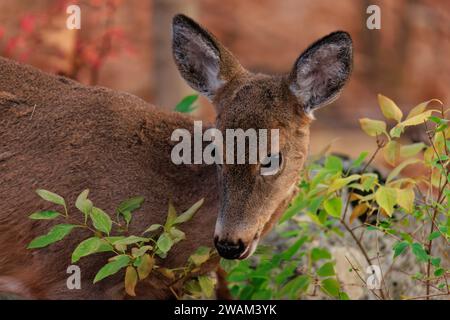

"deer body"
[0,56,220,298]
[0,15,352,299]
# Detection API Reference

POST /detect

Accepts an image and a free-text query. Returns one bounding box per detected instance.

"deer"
[0,14,352,299]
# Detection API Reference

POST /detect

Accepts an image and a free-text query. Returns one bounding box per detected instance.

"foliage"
[27,189,216,298]
[225,94,449,300]
[174,94,199,113]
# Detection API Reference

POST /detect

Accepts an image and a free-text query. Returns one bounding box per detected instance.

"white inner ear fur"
[290,43,347,115]
[173,24,225,100]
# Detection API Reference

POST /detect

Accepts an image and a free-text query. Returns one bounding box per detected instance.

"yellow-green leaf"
[401,110,435,127]
[164,201,178,229]
[137,254,154,280]
[378,94,403,122]
[36,189,66,208]
[323,197,342,218]
[174,198,204,225]
[396,188,415,213]
[383,140,400,166]
[90,207,112,235]
[328,175,361,193]
[189,246,211,266]
[29,210,60,220]
[93,255,130,283]
[71,237,113,263]
[75,189,92,216]
[406,99,443,119]
[375,187,397,216]
[400,143,426,158]
[386,158,421,183]
[27,224,77,249]
[198,275,215,298]
[359,118,387,137]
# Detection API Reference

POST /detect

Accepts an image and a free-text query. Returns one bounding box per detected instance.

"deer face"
[172,14,353,259]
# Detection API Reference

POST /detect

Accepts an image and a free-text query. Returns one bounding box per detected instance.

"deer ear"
[172,14,242,100]
[289,31,353,115]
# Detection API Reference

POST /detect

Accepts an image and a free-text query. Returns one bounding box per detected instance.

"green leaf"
[434,268,444,277]
[156,232,174,254]
[198,275,215,298]
[311,248,332,262]
[175,94,198,113]
[359,118,387,137]
[189,246,211,266]
[220,258,239,273]
[324,197,342,218]
[317,262,335,277]
[93,255,130,283]
[90,207,112,235]
[378,94,403,122]
[117,196,144,214]
[29,210,60,220]
[324,156,343,172]
[112,236,148,246]
[36,189,66,208]
[116,196,144,225]
[281,236,307,260]
[393,241,409,258]
[71,237,113,263]
[428,231,441,241]
[75,189,92,216]
[350,152,369,169]
[280,275,310,299]
[430,257,441,267]
[28,224,77,249]
[143,224,162,234]
[320,278,340,297]
[375,186,397,216]
[174,198,204,225]
[411,243,428,262]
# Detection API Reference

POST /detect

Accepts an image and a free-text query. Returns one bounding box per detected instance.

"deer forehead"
[214,75,300,128]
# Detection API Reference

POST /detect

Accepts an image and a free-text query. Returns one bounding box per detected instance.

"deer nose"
[214,237,245,259]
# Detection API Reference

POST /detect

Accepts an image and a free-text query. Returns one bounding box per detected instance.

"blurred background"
[0,0,448,165]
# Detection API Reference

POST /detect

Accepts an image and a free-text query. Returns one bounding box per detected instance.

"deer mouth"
[238,235,260,259]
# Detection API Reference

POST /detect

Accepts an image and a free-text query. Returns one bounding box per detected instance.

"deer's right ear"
[172,14,243,100]
[289,31,353,116]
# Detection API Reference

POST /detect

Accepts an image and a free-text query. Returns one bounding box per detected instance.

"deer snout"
[214,237,246,259]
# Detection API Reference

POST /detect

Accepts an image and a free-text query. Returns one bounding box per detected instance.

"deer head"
[172,14,353,259]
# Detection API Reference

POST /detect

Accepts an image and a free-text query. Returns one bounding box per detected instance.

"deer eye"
[260,152,283,176]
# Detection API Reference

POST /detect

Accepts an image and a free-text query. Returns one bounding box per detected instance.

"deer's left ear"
[289,31,353,115]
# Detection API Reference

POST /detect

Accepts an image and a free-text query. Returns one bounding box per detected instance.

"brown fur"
[0,57,218,299]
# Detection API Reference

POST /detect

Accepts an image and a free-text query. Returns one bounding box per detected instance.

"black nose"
[214,237,245,259]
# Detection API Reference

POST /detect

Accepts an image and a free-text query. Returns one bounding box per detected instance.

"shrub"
[224,95,449,300]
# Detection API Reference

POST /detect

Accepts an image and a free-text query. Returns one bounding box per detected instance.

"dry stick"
[423,119,449,300]
[340,141,387,299]
[344,256,382,300]
[403,292,449,300]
